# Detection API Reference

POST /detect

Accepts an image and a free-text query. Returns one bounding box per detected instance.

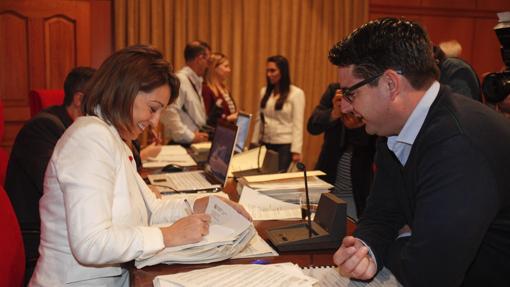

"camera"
[482,12,510,103]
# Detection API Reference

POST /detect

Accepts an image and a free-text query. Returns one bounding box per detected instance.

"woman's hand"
[193,196,252,221]
[140,142,162,160]
[292,153,301,162]
[160,213,211,247]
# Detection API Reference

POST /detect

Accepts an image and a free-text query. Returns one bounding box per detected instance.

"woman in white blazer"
[251,55,305,172]
[29,45,250,287]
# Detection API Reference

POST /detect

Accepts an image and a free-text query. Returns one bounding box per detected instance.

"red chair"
[0,185,25,286]
[0,99,8,186]
[29,89,65,117]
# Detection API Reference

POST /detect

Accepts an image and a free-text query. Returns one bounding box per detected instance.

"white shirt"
[251,85,305,154]
[30,115,189,287]
[387,81,440,165]
[161,66,207,143]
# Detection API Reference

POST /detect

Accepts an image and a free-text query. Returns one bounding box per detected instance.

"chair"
[0,185,25,286]
[29,89,65,117]
[0,99,8,186]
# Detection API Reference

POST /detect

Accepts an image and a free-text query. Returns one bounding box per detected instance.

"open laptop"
[149,121,238,192]
[234,111,252,153]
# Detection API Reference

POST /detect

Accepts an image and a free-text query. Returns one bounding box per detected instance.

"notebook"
[234,111,252,153]
[149,121,238,192]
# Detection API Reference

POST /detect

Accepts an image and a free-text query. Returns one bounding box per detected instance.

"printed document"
[239,186,301,220]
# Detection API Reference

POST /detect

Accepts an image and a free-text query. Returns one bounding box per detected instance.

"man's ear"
[385,69,401,100]
[73,91,84,107]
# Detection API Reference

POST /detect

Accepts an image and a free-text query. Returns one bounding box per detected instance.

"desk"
[132,178,355,287]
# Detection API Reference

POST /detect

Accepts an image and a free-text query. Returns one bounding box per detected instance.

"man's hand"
[330,89,343,121]
[192,131,209,143]
[333,236,377,280]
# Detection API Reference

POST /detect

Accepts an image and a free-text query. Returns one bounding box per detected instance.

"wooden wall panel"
[0,0,112,153]
[45,16,77,89]
[369,0,510,82]
[0,11,29,106]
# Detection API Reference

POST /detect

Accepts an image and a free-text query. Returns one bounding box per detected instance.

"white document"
[154,263,317,287]
[228,146,267,177]
[241,170,325,183]
[143,145,197,168]
[239,186,302,220]
[247,176,333,191]
[302,266,402,287]
[231,233,278,259]
[135,196,256,268]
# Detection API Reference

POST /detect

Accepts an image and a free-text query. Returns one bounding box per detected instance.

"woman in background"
[251,55,305,171]
[202,52,237,127]
[30,45,249,287]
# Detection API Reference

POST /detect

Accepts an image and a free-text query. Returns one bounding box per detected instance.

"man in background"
[329,18,510,286]
[5,66,95,283]
[307,83,376,219]
[161,41,210,144]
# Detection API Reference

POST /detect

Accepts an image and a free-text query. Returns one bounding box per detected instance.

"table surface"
[131,176,355,287]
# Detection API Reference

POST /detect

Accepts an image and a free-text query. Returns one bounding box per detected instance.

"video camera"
[483,12,510,103]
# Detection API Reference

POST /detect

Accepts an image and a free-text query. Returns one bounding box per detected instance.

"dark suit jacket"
[5,105,72,265]
[307,83,376,215]
[354,86,510,286]
[439,57,481,102]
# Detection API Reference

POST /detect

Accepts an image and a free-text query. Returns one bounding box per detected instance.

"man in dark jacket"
[329,17,510,286]
[5,67,95,283]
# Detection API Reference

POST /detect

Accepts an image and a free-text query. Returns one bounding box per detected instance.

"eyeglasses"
[340,72,384,104]
[340,70,403,103]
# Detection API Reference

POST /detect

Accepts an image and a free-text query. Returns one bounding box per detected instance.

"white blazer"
[30,116,189,287]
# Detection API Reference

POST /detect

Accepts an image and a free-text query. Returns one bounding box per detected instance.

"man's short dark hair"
[184,40,210,62]
[329,17,439,90]
[63,67,96,107]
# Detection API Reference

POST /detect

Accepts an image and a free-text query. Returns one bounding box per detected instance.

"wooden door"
[0,0,91,152]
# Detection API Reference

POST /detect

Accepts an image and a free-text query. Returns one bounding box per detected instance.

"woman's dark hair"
[82,45,180,137]
[261,55,291,110]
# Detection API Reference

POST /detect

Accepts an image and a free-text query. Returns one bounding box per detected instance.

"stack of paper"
[153,262,318,287]
[239,186,302,220]
[135,196,255,268]
[143,145,197,168]
[302,266,402,286]
[237,171,333,204]
[191,141,212,153]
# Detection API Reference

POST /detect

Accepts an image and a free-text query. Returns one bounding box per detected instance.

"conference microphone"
[267,161,348,251]
[296,162,312,238]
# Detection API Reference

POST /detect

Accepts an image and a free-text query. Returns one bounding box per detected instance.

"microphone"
[297,162,312,238]
[257,112,266,171]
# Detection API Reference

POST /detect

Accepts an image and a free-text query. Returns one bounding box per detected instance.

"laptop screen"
[205,121,238,185]
[234,112,252,153]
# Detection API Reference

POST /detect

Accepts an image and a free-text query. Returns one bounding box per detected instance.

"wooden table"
[131,178,355,287]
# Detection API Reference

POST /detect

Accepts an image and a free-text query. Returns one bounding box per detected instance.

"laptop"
[232,148,279,178]
[234,111,252,153]
[149,121,238,192]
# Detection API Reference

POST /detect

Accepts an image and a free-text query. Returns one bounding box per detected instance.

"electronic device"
[234,111,252,153]
[149,121,238,192]
[267,162,346,251]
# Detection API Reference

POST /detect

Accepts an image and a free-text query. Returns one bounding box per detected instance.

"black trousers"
[262,142,292,172]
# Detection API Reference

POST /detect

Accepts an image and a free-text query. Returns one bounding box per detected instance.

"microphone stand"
[297,162,312,238]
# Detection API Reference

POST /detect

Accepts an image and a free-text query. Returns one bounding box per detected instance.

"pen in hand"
[184,198,194,215]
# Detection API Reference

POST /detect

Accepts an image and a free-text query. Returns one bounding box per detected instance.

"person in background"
[433,45,481,101]
[5,66,95,284]
[202,52,238,127]
[161,41,210,144]
[251,55,305,172]
[439,39,462,57]
[30,45,250,286]
[329,18,510,286]
[307,83,376,219]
